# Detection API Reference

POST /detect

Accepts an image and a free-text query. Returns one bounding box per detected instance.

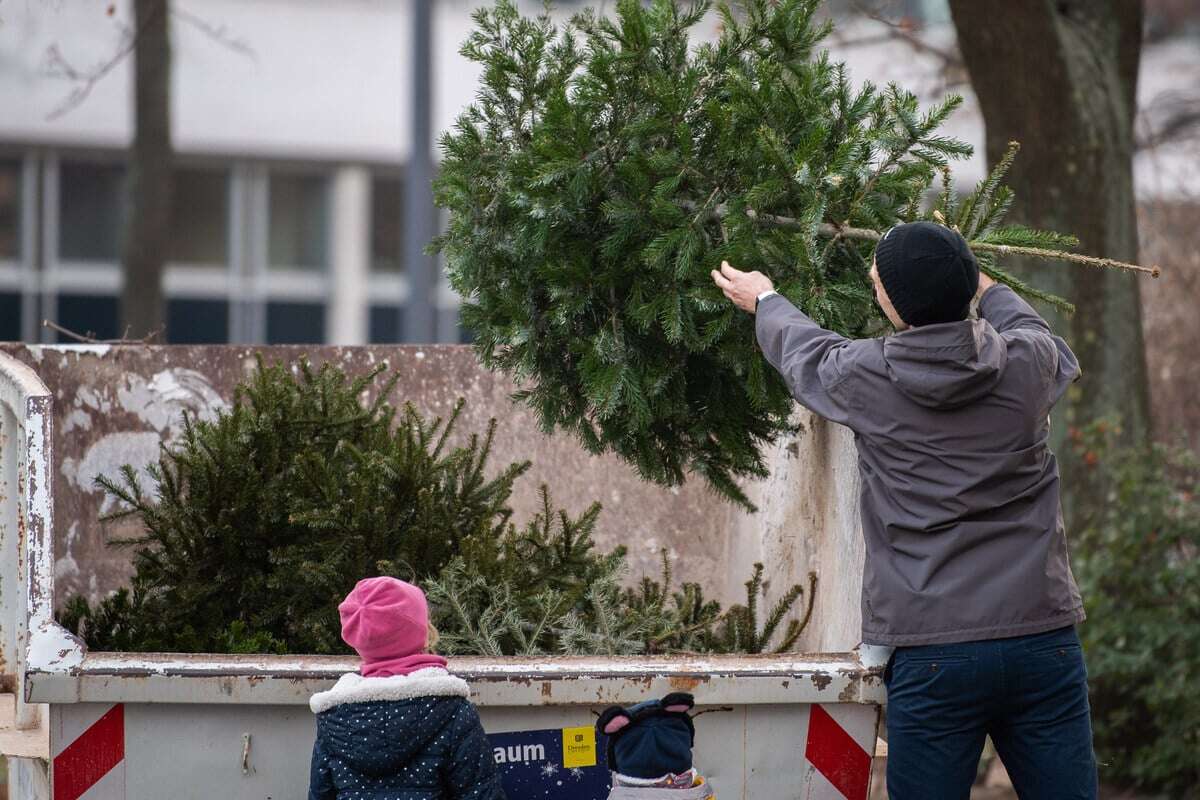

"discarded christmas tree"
[60,357,530,654]
[61,357,813,656]
[434,0,1158,508]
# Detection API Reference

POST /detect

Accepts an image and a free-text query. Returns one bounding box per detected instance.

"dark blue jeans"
[884,625,1097,799]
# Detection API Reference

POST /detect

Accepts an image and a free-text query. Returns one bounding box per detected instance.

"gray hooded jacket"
[755,285,1085,646]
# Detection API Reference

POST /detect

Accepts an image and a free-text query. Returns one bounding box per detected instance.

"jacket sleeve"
[443,701,507,800]
[308,733,337,800]
[978,283,1055,335]
[754,293,861,426]
[978,284,1081,406]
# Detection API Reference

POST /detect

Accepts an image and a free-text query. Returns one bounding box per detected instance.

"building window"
[369,304,404,343]
[170,167,229,265]
[268,173,328,271]
[167,299,229,344]
[371,175,403,272]
[56,294,119,341]
[0,293,20,341]
[267,301,325,343]
[0,159,20,260]
[59,161,125,262]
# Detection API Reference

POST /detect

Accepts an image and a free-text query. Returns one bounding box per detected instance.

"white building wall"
[3,3,1195,186]
[1,0,524,164]
[0,2,1195,348]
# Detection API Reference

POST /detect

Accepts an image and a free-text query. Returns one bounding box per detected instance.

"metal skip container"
[0,348,884,799]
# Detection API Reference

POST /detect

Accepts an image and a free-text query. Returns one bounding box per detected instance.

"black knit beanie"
[873,221,979,327]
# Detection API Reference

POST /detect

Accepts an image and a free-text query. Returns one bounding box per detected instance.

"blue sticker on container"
[488,727,612,799]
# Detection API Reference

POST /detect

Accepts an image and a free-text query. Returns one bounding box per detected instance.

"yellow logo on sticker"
[561,726,597,768]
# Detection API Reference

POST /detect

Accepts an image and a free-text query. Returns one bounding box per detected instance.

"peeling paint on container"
[41,344,114,357]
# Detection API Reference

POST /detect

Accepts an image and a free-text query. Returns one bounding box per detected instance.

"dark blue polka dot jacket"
[308,667,506,800]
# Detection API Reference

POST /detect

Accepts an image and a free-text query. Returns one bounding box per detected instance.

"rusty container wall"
[24,653,883,800]
[0,344,867,653]
[39,696,880,800]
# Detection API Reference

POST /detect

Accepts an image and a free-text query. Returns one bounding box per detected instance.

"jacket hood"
[310,667,470,776]
[882,319,1008,409]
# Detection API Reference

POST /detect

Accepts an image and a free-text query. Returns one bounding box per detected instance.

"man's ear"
[597,706,632,736]
[661,692,695,714]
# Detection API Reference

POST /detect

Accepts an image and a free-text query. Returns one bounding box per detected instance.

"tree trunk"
[949,0,1149,528]
[121,0,172,340]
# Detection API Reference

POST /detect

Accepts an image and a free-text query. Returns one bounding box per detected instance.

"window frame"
[239,162,335,343]
[46,151,244,343]
[0,150,35,341]
[0,147,463,345]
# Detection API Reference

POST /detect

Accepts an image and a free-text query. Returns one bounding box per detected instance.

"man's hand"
[976,271,996,300]
[711,261,774,313]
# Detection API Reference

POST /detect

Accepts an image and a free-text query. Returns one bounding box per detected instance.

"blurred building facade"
[0,0,487,345]
[2,0,1196,347]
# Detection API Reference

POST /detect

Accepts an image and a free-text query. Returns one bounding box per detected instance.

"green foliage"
[620,550,725,654]
[434,0,1068,507]
[61,358,815,658]
[426,486,630,656]
[430,523,816,656]
[62,357,529,654]
[1070,422,1200,797]
[718,564,816,654]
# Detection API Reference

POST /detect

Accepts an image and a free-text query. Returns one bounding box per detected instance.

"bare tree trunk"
[121,0,172,339]
[949,0,1149,528]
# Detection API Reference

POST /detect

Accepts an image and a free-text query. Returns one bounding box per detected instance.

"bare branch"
[828,1,968,90]
[42,30,139,121]
[42,320,163,345]
[41,1,253,120]
[172,6,257,61]
[1136,92,1200,151]
[820,0,969,95]
[853,2,962,66]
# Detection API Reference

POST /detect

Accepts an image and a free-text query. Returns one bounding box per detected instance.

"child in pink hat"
[307,577,505,800]
[338,576,448,678]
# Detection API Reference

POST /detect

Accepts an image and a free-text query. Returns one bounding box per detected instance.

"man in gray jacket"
[712,221,1096,799]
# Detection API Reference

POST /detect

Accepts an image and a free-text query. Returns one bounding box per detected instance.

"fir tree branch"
[977,258,1074,314]
[728,207,1160,277]
[968,242,1160,277]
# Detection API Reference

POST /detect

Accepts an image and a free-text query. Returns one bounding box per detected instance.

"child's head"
[339,577,436,666]
[871,221,979,329]
[597,693,696,780]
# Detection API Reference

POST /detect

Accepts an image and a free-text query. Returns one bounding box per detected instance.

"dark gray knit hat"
[874,221,979,327]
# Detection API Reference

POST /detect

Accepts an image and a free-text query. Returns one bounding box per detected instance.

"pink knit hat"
[339,577,442,676]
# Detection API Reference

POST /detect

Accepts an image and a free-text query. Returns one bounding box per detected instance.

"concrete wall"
[729,415,866,653]
[0,343,865,653]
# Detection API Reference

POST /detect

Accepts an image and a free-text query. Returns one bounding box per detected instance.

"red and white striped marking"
[52,703,126,800]
[800,702,876,800]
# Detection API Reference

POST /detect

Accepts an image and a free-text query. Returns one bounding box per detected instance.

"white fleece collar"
[309,667,471,714]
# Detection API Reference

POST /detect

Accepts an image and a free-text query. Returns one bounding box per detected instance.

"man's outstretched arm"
[975,273,1081,404]
[712,262,858,425]
[976,273,1052,335]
